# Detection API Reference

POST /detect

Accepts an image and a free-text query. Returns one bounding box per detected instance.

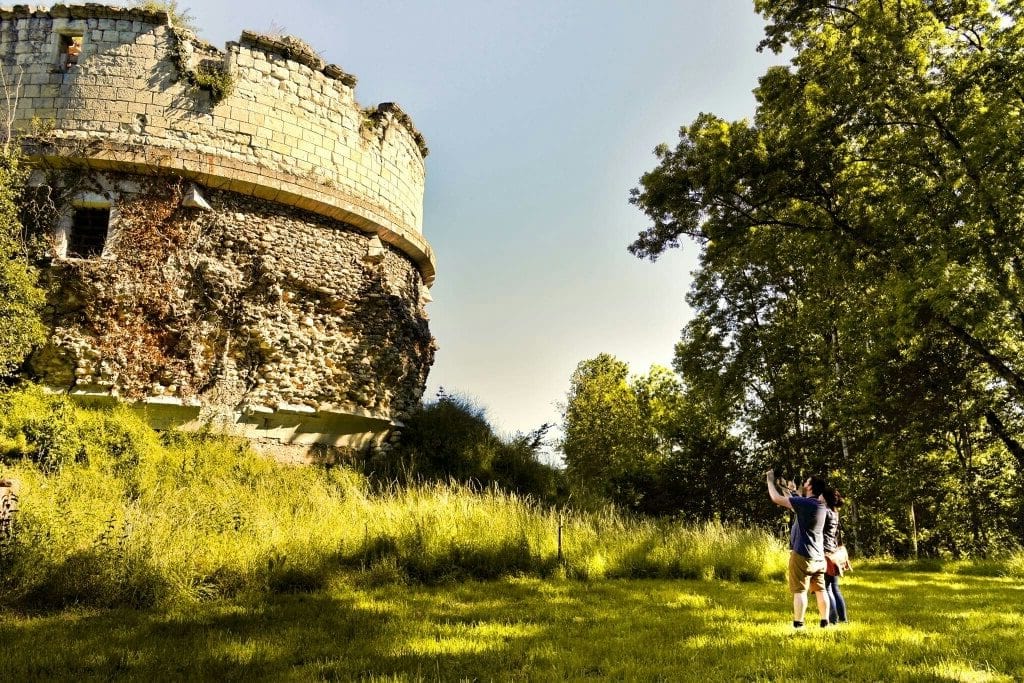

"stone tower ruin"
[1,4,436,456]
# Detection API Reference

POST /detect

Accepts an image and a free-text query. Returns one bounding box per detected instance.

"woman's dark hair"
[807,475,828,498]
[824,487,844,510]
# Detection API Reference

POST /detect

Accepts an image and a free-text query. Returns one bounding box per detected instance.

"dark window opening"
[67,207,109,258]
[59,34,83,70]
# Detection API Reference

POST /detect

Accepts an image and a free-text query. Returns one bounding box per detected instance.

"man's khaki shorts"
[788,551,827,594]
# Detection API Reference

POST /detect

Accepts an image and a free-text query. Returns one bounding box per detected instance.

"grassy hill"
[2,385,1023,679]
[1,385,785,610]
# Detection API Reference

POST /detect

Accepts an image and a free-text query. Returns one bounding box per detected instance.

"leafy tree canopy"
[629,0,1024,553]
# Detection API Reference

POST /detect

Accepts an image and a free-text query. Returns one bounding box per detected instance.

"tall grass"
[862,549,1024,579]
[0,386,789,609]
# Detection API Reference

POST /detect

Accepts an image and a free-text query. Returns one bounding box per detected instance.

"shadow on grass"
[0,572,1022,680]
[0,581,567,680]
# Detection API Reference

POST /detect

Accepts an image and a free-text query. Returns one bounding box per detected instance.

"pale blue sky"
[165,1,783,440]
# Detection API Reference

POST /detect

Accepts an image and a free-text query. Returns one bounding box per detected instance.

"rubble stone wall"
[28,172,435,450]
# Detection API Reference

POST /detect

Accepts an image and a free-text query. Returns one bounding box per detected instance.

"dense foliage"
[0,149,45,378]
[561,355,760,521]
[610,0,1024,556]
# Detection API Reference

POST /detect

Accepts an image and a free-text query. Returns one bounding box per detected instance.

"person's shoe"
[793,620,804,628]
[820,619,829,628]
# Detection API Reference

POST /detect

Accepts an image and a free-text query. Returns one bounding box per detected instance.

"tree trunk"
[985,409,1024,472]
[848,498,862,558]
[909,503,919,559]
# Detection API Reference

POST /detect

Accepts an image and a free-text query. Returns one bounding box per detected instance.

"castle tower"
[0,4,436,457]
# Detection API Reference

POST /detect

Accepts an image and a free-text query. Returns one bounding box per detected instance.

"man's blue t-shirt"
[789,495,827,561]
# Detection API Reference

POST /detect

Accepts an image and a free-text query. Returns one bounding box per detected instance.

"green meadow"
[2,569,1022,681]
[3,390,1024,681]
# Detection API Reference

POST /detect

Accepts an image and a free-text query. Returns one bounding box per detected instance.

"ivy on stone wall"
[55,181,206,398]
[23,170,433,422]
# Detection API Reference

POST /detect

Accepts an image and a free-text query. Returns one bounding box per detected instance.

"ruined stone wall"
[28,172,434,448]
[1,4,437,452]
[0,3,433,283]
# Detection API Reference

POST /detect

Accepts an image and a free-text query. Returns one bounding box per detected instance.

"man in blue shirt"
[766,470,831,628]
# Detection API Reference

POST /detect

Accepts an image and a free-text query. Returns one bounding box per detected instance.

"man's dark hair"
[807,475,828,497]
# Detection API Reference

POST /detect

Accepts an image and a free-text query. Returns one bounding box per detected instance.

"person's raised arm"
[766,470,794,510]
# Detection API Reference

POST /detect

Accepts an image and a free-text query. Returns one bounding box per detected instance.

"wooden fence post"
[909,503,919,559]
[557,511,564,564]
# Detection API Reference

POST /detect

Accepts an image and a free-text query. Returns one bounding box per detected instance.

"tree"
[0,149,45,378]
[630,0,1024,552]
[634,0,1024,405]
[560,354,656,508]
[560,355,752,518]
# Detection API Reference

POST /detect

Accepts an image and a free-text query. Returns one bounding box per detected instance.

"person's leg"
[825,575,839,623]
[814,586,830,626]
[809,567,829,627]
[787,552,809,627]
[831,574,848,622]
[793,590,808,625]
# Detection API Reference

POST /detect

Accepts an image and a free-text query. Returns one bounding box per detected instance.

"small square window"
[58,34,83,71]
[66,207,110,259]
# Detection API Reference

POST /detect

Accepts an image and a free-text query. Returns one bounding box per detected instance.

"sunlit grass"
[3,388,1023,679]
[0,388,789,608]
[1,570,1021,680]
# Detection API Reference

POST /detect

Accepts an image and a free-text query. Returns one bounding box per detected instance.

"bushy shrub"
[130,0,197,32]
[369,391,563,502]
[0,387,161,475]
[1004,549,1024,579]
[381,393,496,482]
